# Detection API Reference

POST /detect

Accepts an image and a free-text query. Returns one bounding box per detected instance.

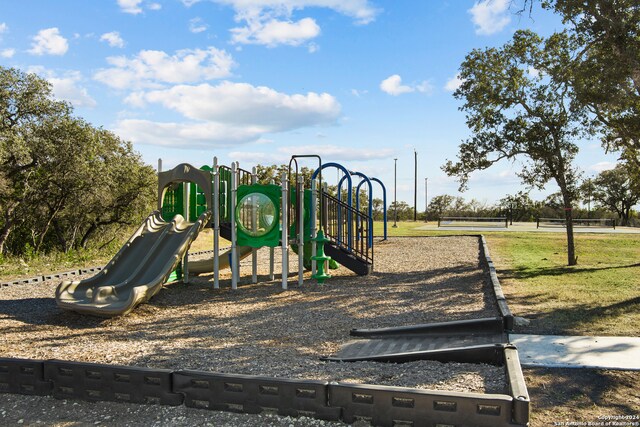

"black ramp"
[324,318,508,365]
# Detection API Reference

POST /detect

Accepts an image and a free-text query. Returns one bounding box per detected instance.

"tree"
[428,195,455,220]
[0,66,156,255]
[499,191,536,222]
[590,164,640,226]
[444,30,589,265]
[542,1,640,168]
[0,67,70,253]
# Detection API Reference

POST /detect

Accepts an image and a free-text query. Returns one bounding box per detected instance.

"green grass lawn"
[373,221,640,336]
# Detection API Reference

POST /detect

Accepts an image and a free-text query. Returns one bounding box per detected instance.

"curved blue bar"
[312,162,353,251]
[370,177,387,240]
[353,172,373,248]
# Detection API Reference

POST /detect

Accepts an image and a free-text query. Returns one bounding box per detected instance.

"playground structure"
[56,155,387,317]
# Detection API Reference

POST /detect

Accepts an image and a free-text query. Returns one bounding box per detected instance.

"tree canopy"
[543,0,640,167]
[0,66,156,256]
[588,164,640,226]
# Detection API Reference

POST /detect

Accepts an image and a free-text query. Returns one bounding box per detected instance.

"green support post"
[311,230,332,284]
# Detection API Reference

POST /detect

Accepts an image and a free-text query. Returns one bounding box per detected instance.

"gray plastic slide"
[56,210,211,317]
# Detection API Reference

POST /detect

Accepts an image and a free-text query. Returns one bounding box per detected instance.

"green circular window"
[236,192,277,237]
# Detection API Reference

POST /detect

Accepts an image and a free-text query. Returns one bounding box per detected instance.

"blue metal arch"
[353,173,374,247]
[370,177,387,240]
[312,163,352,250]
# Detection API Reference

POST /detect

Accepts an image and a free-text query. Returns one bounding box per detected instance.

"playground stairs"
[324,244,373,276]
[321,191,374,276]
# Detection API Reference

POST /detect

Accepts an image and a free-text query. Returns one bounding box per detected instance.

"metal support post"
[298,175,304,286]
[213,157,220,289]
[183,182,189,284]
[231,163,238,290]
[281,172,289,290]
[251,167,258,284]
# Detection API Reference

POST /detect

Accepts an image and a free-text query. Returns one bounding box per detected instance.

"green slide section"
[56,210,210,317]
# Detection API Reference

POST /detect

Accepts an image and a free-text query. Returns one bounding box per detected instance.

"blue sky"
[0,0,619,208]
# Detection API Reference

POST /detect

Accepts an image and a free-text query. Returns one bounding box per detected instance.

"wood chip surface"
[0,236,504,394]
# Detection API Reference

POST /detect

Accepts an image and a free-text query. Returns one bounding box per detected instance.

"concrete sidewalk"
[509,334,640,370]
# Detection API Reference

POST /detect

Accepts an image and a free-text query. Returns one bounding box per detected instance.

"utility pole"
[393,158,398,228]
[413,149,417,222]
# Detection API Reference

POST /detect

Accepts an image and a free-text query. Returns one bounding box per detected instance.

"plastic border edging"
[0,353,528,426]
[480,235,514,330]
[173,370,341,420]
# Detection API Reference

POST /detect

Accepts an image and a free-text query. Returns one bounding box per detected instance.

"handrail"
[321,190,373,265]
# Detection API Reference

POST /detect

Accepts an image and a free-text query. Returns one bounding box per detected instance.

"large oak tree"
[444,30,590,265]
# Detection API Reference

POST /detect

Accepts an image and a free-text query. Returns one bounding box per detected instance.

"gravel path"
[0,236,504,426]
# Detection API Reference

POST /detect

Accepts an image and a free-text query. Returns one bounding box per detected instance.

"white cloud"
[589,161,617,173]
[444,74,464,92]
[231,17,320,47]
[380,74,431,96]
[350,89,368,97]
[189,17,208,33]
[28,67,96,108]
[115,119,265,147]
[93,47,235,89]
[139,81,340,127]
[416,80,434,95]
[116,82,341,148]
[468,0,511,35]
[204,0,377,47]
[28,28,69,56]
[230,144,392,164]
[118,0,143,14]
[285,144,392,160]
[100,31,125,48]
[527,66,540,78]
[380,75,412,96]
[0,22,7,36]
[214,0,378,24]
[0,48,15,58]
[117,0,161,13]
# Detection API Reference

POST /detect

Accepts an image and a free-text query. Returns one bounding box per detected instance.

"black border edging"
[173,371,341,420]
[479,235,514,331]
[1,352,528,427]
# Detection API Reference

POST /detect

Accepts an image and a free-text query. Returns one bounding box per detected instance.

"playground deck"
[0,237,503,393]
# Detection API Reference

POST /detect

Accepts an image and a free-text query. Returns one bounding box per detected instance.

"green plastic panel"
[235,184,282,248]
